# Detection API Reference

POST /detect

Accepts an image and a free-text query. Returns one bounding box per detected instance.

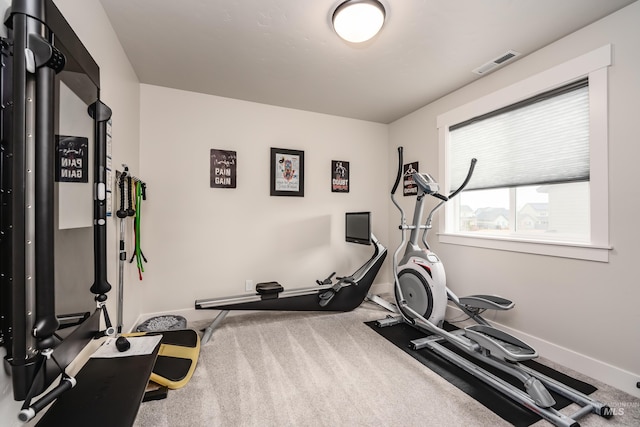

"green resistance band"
[135,181,144,278]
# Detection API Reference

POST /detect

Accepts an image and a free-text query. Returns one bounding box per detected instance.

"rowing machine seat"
[256,282,284,299]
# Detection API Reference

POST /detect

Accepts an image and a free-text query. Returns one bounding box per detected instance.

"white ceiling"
[98,0,636,124]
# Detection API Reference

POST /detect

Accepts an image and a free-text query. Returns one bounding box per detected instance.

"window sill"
[438,233,611,262]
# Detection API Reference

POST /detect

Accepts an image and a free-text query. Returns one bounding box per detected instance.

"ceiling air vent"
[472,50,521,75]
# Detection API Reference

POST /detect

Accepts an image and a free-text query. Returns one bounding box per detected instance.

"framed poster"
[331,160,349,193]
[210,149,237,188]
[270,147,304,197]
[403,161,419,196]
[55,135,89,182]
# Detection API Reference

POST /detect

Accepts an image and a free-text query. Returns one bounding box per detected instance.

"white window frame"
[437,45,612,262]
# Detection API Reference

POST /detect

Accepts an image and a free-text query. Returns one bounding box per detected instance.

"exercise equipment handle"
[316,272,336,286]
[116,171,128,218]
[336,276,357,285]
[448,158,477,199]
[18,377,76,422]
[126,175,135,216]
[432,192,449,202]
[391,147,403,195]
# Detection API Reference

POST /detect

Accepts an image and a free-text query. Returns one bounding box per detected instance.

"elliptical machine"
[378,147,612,427]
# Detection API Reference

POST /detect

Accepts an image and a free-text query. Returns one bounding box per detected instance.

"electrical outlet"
[245,279,253,292]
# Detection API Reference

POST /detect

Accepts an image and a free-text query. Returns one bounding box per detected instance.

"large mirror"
[53,73,98,336]
[44,0,103,372]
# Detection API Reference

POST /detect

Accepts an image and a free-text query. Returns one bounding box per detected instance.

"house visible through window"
[437,45,611,262]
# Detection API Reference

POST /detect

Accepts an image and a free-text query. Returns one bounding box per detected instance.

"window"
[451,79,589,241]
[437,45,612,262]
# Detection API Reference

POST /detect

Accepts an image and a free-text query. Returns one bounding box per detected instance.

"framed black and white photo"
[270,147,304,197]
[210,149,237,188]
[331,160,349,193]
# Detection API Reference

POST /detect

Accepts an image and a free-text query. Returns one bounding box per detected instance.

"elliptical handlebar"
[421,158,477,250]
[391,147,403,195]
[391,147,408,297]
[432,192,449,202]
[448,158,477,200]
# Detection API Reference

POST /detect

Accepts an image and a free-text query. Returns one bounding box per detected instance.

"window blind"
[449,79,589,192]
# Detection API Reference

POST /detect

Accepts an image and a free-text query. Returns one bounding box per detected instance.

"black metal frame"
[0,0,112,412]
[270,147,305,197]
[0,34,14,362]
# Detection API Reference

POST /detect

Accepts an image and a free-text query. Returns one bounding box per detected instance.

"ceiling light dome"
[332,0,386,43]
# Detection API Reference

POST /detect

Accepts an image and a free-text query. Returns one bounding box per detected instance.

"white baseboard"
[447,305,640,398]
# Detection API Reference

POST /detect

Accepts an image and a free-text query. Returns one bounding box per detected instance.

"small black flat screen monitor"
[345,212,371,245]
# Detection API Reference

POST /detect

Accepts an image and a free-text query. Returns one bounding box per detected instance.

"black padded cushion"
[159,329,198,347]
[153,356,193,382]
[256,281,283,294]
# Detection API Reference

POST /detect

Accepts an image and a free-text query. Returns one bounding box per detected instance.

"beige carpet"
[134,302,639,427]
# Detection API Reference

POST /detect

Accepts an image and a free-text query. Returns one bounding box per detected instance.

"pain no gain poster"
[56,135,88,183]
[210,149,237,188]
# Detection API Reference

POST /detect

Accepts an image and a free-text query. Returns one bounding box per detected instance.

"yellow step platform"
[125,329,200,389]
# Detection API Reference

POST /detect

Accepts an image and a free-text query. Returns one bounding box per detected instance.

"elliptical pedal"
[459,294,515,311]
[464,325,537,362]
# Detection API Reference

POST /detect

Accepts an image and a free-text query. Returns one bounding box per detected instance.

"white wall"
[1,0,141,423]
[138,85,389,315]
[389,2,640,396]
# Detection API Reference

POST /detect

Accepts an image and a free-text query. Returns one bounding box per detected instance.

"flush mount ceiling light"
[332,0,386,43]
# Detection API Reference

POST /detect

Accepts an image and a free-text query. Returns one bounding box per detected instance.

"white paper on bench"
[91,335,163,359]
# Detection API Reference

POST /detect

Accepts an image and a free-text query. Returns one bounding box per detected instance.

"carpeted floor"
[134,301,640,427]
